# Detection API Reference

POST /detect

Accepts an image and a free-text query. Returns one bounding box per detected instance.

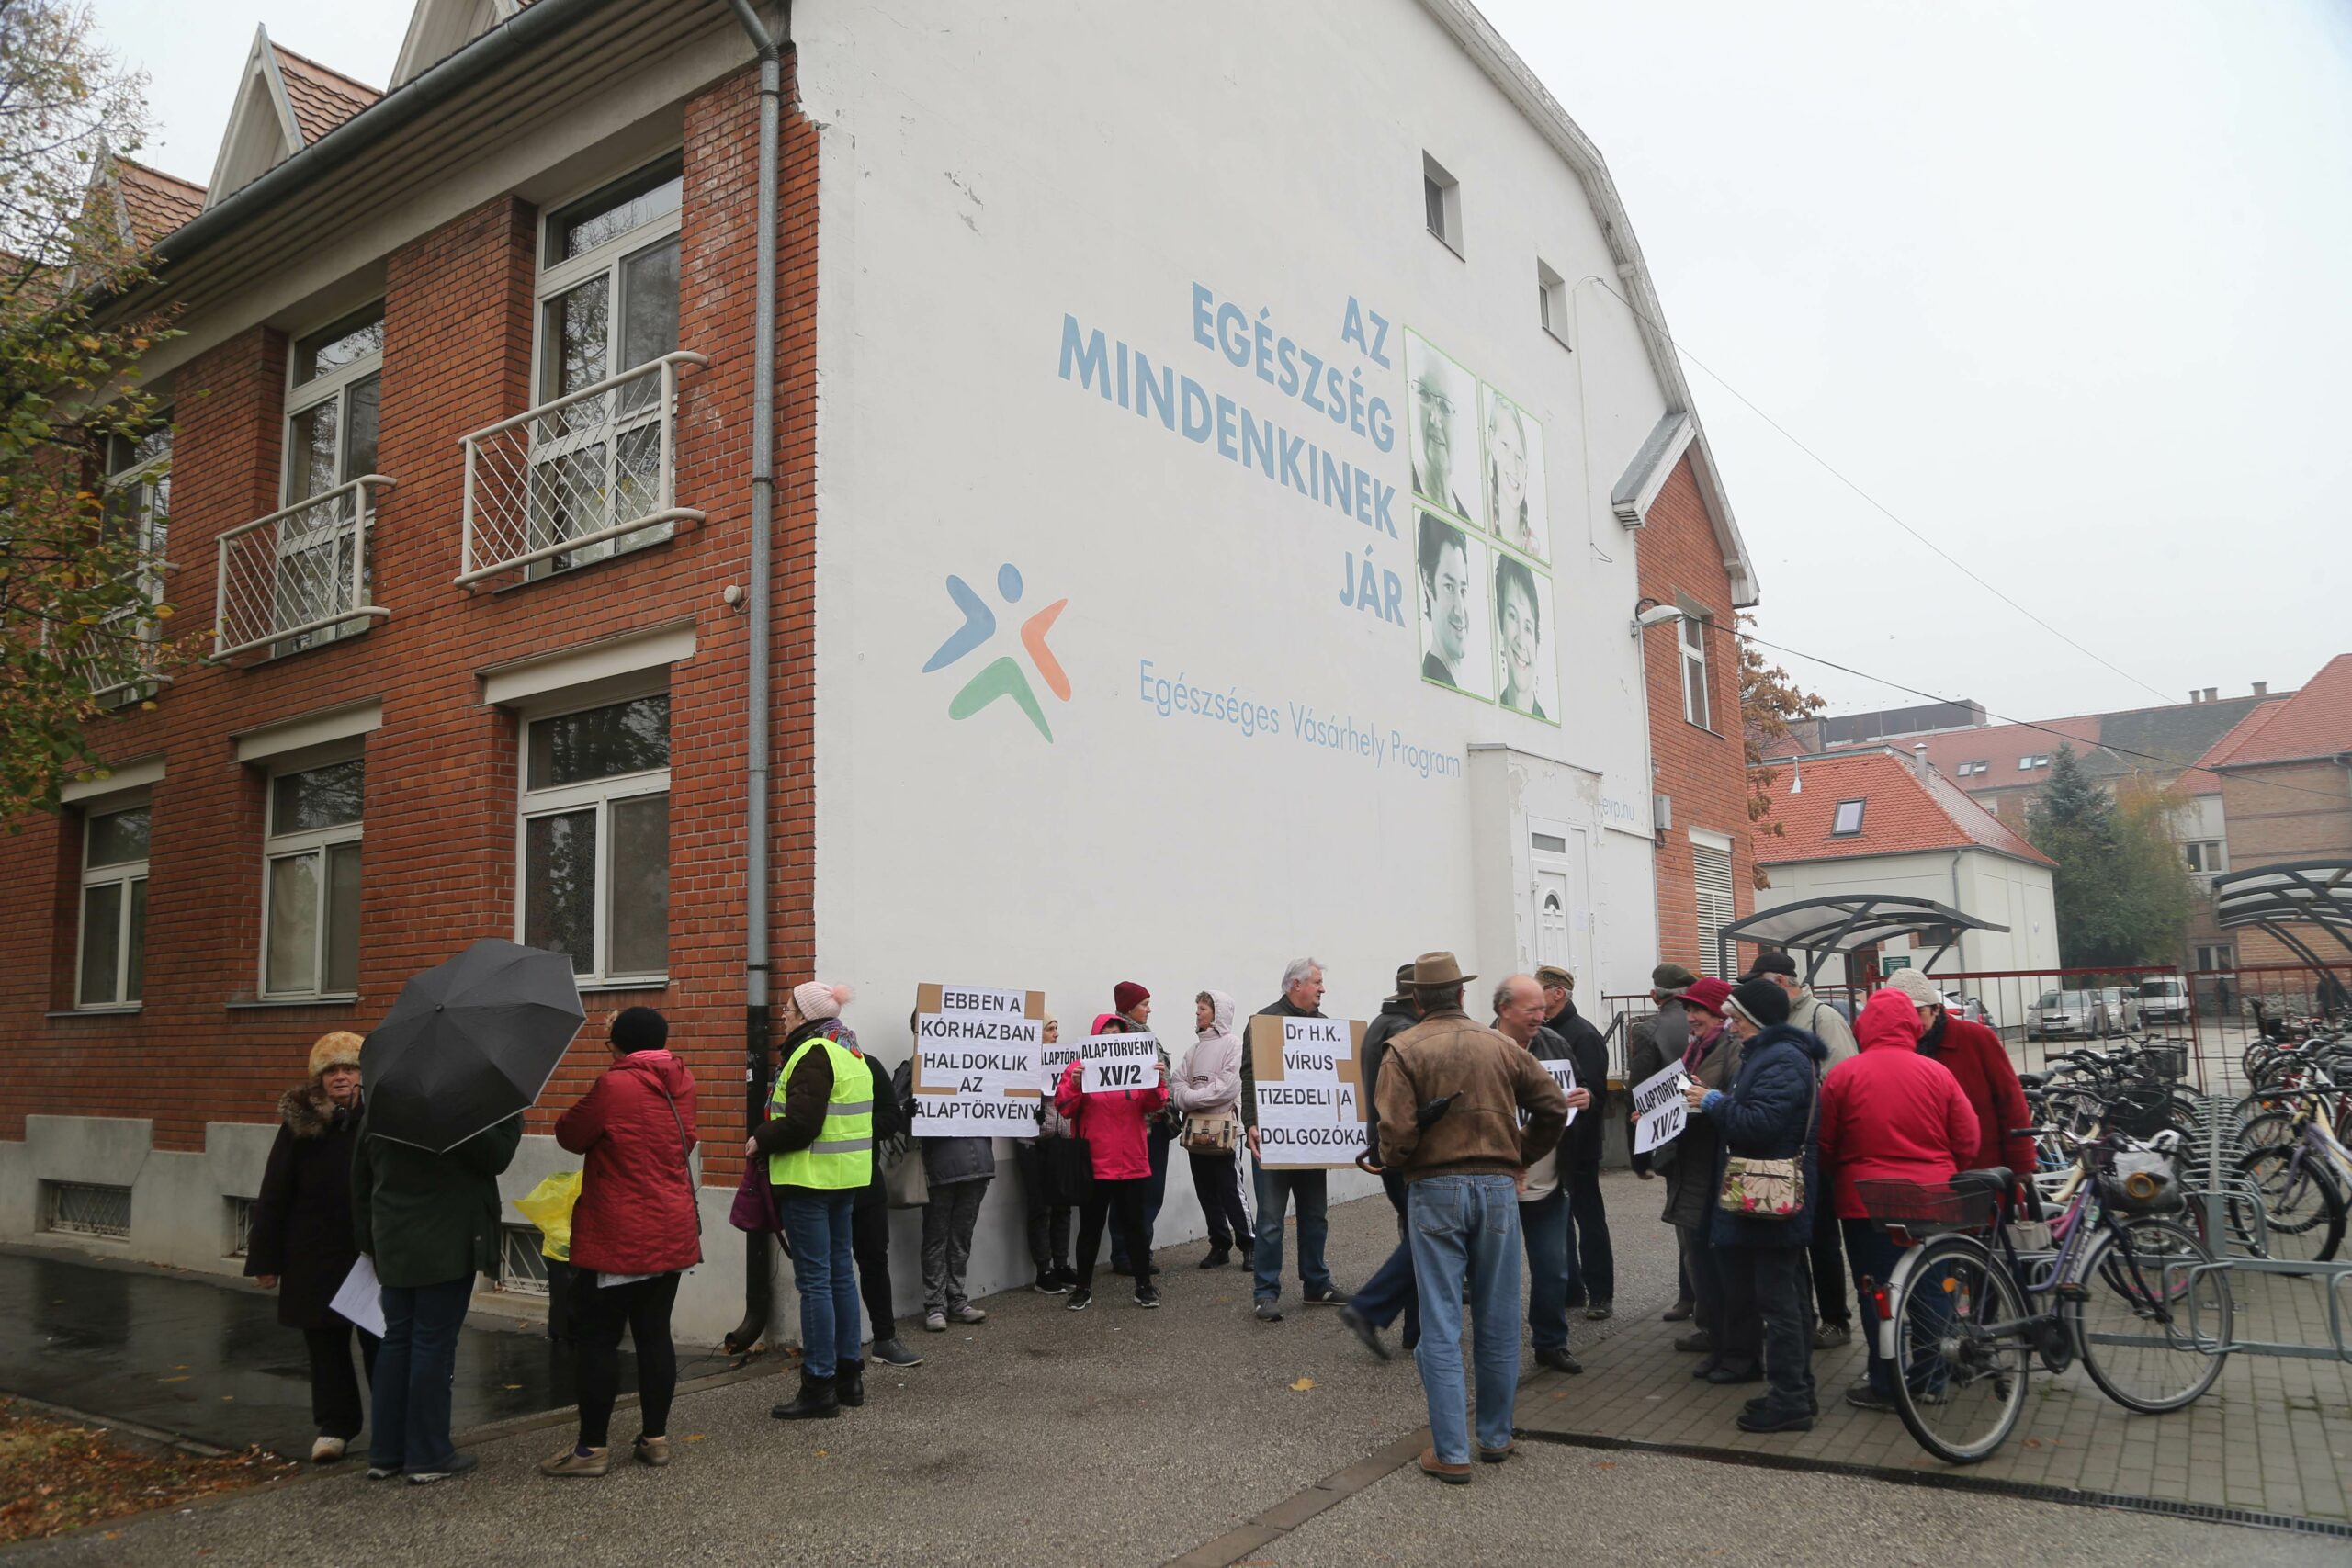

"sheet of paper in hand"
[1249,1015,1368,1168]
[1630,1059,1689,1155]
[909,983,1045,1137]
[1080,1031,1161,1094]
[1544,1060,1580,1127]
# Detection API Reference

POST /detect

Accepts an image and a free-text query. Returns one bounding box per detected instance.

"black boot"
[836,1359,865,1408]
[769,1371,840,1421]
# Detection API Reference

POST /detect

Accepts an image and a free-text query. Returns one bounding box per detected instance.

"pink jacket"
[1054,1053,1168,1180]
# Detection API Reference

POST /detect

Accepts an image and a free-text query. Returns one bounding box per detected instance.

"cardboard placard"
[1630,1060,1689,1155]
[1249,1015,1367,1169]
[1079,1032,1161,1094]
[909,983,1045,1138]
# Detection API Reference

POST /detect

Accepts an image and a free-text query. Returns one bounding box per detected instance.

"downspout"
[723,0,786,1358]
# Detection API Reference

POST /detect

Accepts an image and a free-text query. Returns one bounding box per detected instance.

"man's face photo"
[1417,510,1493,699]
[1405,331,1474,518]
[1431,534,1470,668]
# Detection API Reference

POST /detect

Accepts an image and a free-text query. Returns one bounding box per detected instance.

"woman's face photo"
[1480,385,1548,562]
[1498,571,1538,705]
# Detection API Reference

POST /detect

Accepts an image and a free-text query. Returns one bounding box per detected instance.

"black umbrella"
[361,939,585,1151]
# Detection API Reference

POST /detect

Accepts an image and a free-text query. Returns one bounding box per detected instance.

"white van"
[2139,976,2190,1025]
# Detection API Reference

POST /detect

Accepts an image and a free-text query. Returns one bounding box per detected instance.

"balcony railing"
[212,475,396,661]
[458,350,708,586]
[81,601,171,706]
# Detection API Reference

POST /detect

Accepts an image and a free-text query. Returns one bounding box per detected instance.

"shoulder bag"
[652,1078,705,1239]
[1182,1110,1238,1155]
[1716,1049,1818,1220]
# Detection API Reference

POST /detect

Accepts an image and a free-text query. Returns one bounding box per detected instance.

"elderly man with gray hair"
[1239,957,1351,1322]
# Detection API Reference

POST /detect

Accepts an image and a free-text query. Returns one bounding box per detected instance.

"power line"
[1737,628,2352,807]
[1593,279,2176,705]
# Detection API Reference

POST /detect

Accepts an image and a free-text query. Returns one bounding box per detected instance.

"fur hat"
[793,980,854,1021]
[308,1032,364,1079]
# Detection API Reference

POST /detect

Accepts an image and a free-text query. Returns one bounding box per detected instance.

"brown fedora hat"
[1407,950,1476,990]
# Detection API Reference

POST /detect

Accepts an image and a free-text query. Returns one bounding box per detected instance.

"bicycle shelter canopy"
[2211,860,2352,967]
[1714,894,2007,985]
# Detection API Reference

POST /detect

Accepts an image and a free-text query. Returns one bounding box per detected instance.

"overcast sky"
[93,1,2352,724]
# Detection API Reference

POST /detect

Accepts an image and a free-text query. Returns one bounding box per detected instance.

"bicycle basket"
[1855,1179,1996,1232]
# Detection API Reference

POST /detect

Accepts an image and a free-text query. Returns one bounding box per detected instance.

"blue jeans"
[1352,1171,1419,1344]
[1521,1188,1573,1353]
[779,1190,861,1379]
[368,1274,472,1473]
[1408,1174,1523,1464]
[1251,1163,1331,1303]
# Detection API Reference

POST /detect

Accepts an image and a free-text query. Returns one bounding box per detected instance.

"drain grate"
[1512,1427,2352,1540]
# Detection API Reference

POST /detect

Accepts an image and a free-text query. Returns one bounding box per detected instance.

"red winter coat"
[1054,1054,1167,1180]
[1918,1011,2036,1183]
[1817,991,1978,1220]
[555,1050,703,1276]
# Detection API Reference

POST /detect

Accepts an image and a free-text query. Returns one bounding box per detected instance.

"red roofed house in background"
[1747,746,2058,986]
[2193,654,2352,976]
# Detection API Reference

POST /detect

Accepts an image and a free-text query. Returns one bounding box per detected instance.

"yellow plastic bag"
[514,1171,582,1261]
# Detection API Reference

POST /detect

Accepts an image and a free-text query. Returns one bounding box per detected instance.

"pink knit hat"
[793,980,854,1020]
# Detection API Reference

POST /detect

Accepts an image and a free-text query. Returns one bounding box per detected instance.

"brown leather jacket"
[1374,1005,1567,1179]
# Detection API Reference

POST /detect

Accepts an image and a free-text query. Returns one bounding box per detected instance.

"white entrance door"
[1528,820,1596,990]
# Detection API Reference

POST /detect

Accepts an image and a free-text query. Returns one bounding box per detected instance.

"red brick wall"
[2217,761,2352,972]
[0,59,817,1190]
[1635,454,1753,976]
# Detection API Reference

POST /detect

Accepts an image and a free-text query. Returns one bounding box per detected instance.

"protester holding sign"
[1491,976,1593,1377]
[1108,983,1176,1277]
[1537,965,1616,1322]
[1055,1014,1170,1311]
[895,1011,995,1336]
[1623,964,1695,1323]
[1242,958,1351,1323]
[1174,991,1250,1269]
[1013,1017,1076,1293]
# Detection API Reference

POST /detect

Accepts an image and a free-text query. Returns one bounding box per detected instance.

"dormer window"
[1830,799,1866,837]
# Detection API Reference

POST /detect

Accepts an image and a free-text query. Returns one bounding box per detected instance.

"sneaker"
[1338,1304,1390,1361]
[1813,1320,1852,1349]
[946,1303,988,1325]
[633,1436,671,1467]
[1034,1272,1069,1295]
[1585,1302,1614,1322]
[309,1436,347,1464]
[1419,1448,1474,1485]
[1534,1347,1583,1375]
[408,1453,479,1485]
[1066,1287,1093,1311]
[1736,1405,1815,1434]
[539,1445,610,1478]
[1254,1300,1284,1324]
[1673,1330,1714,1354]
[1134,1286,1161,1308]
[364,1463,402,1482]
[1197,1247,1231,1270]
[1301,1285,1346,1307]
[922,1310,947,1333]
[1662,1301,1694,1322]
[1843,1380,1896,1413]
[870,1337,924,1367]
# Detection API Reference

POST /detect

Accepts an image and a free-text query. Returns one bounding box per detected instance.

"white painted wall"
[1756,849,2058,985]
[791,0,1684,1307]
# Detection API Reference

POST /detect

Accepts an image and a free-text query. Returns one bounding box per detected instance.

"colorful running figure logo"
[922,562,1069,740]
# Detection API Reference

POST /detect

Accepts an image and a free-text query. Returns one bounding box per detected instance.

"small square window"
[1422,152,1462,256]
[1536,260,1570,347]
[2018,756,2035,771]
[1830,799,1866,836]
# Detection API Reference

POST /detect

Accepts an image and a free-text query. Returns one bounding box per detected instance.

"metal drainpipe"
[722,0,786,1357]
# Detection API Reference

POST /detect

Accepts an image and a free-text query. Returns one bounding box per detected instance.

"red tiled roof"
[271,44,380,145]
[113,158,206,247]
[2199,655,2352,769]
[1753,750,2054,868]
[1830,718,2095,795]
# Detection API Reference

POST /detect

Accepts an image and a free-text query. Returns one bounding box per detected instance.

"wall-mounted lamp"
[1630,598,1684,637]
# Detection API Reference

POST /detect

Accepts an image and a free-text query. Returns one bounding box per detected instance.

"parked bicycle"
[2230,1066,2352,1263]
[1856,1120,2232,1465]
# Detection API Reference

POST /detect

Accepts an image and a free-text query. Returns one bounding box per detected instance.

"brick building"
[2,0,1758,1335]
[2196,655,2352,976]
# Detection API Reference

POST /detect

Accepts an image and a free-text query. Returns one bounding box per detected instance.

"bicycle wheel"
[2234,1105,2297,1148]
[2068,1217,2230,1413]
[1890,1235,2030,1464]
[2237,1144,2347,1261]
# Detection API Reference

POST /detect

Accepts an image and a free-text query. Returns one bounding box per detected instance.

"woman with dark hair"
[246,1032,376,1464]
[1494,553,1545,719]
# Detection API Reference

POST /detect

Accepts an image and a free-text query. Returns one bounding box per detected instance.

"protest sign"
[1544,1060,1580,1128]
[1630,1059,1689,1155]
[1248,1015,1367,1169]
[910,983,1044,1137]
[1080,1032,1161,1094]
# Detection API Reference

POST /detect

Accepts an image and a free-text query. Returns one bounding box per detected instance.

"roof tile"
[113,158,206,248]
[271,45,380,145]
[2199,655,2352,769]
[1754,750,2054,868]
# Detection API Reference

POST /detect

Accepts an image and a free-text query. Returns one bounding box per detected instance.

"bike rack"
[2182,1090,2352,1362]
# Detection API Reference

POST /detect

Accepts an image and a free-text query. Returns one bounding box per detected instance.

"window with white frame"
[519,693,670,983]
[1679,615,1713,730]
[78,802,149,1008]
[1536,259,1569,346]
[528,158,683,579]
[263,758,364,998]
[277,306,382,655]
[2194,943,2233,972]
[93,416,172,704]
[2184,840,2227,876]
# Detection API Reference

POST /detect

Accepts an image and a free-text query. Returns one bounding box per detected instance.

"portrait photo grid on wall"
[1407,327,1556,724]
